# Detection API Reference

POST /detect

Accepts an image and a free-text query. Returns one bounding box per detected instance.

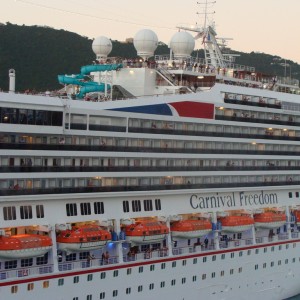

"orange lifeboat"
[0,234,52,259]
[124,220,169,244]
[171,219,212,240]
[57,224,111,252]
[218,215,254,233]
[292,210,300,223]
[254,211,286,229]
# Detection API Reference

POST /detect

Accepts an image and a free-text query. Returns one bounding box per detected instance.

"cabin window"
[5,260,17,269]
[36,205,44,218]
[11,286,18,294]
[193,258,197,264]
[172,262,176,268]
[126,288,131,294]
[79,252,89,260]
[202,274,206,280]
[36,253,48,265]
[150,265,155,271]
[127,268,132,275]
[289,192,293,198]
[161,281,165,287]
[73,276,79,284]
[161,263,166,269]
[66,203,77,216]
[58,278,64,286]
[271,261,274,267]
[132,200,141,212]
[100,272,106,279]
[143,199,153,211]
[278,260,282,265]
[112,290,118,297]
[138,285,143,292]
[285,259,289,264]
[231,253,234,258]
[296,192,299,198]
[139,266,143,273]
[94,202,104,214]
[211,272,216,278]
[113,270,118,277]
[230,269,234,275]
[171,279,176,286]
[255,249,259,254]
[27,283,34,291]
[80,203,91,215]
[238,267,242,273]
[255,264,258,270]
[203,257,207,263]
[239,251,243,257]
[73,298,79,300]
[3,206,16,220]
[21,258,33,267]
[99,292,105,299]
[87,295,92,300]
[66,253,76,261]
[182,277,186,284]
[20,205,32,219]
[192,275,197,282]
[155,199,161,210]
[221,270,225,276]
[212,255,216,261]
[123,201,129,213]
[149,283,154,290]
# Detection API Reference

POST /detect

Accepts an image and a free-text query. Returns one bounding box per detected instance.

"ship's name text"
[190,191,278,210]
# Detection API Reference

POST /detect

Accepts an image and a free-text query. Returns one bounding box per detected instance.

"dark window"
[155,198,161,210]
[123,201,129,213]
[66,253,76,261]
[36,253,48,265]
[94,202,104,214]
[79,252,89,260]
[36,205,44,218]
[3,206,16,220]
[132,200,141,212]
[80,203,91,215]
[66,203,77,216]
[5,260,17,269]
[143,199,153,211]
[21,258,33,267]
[20,206,33,219]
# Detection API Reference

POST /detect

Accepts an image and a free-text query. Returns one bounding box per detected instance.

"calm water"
[287,295,300,300]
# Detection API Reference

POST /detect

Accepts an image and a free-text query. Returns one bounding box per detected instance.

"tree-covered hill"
[0,23,299,92]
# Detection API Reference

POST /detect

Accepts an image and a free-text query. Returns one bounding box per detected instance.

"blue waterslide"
[58,63,123,99]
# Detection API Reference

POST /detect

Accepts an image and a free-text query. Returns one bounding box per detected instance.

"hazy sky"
[1,0,300,64]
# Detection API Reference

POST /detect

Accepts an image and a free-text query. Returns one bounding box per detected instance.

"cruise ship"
[1,7,300,300]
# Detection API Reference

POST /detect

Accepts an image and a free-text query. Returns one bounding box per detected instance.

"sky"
[1,0,300,64]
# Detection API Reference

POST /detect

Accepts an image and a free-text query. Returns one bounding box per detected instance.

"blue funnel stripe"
[109,104,172,116]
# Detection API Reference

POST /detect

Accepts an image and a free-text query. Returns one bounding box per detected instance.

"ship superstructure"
[1,4,300,300]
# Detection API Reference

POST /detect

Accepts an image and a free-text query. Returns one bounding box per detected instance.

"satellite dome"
[170,31,195,58]
[133,29,158,60]
[92,36,112,59]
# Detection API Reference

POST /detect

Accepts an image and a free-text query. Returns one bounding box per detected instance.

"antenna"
[196,0,216,29]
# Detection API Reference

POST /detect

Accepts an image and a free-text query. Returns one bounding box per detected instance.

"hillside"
[0,23,299,92]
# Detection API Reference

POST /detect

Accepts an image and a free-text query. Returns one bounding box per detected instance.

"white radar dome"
[133,29,158,60]
[170,31,195,58]
[92,36,112,59]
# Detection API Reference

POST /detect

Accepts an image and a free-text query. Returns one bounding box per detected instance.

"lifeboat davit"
[0,234,52,259]
[254,211,286,229]
[218,215,254,233]
[57,224,111,252]
[171,219,212,240]
[124,220,169,244]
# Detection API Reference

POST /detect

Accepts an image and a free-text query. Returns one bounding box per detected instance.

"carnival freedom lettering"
[190,191,278,210]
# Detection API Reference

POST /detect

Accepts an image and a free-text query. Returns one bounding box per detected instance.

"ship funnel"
[9,69,15,94]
